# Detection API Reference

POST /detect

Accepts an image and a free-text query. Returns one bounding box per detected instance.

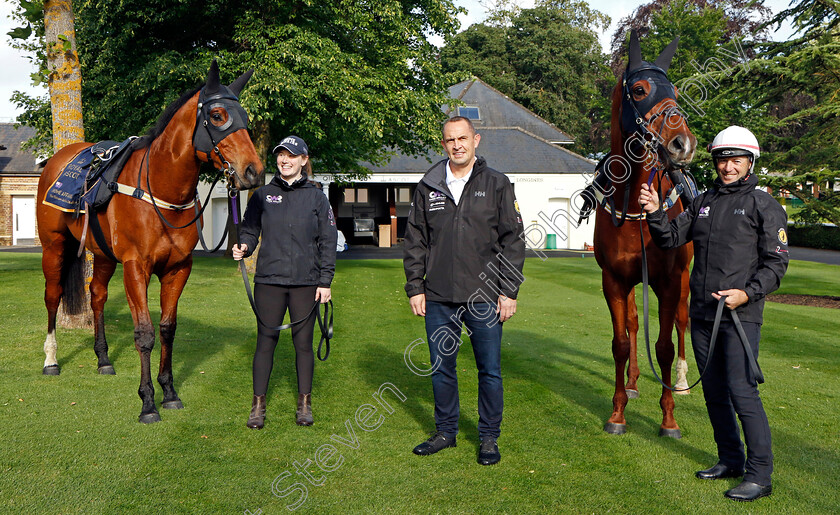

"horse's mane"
[134,85,201,149]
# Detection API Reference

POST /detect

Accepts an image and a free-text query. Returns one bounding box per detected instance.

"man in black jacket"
[404,116,525,465]
[639,126,788,501]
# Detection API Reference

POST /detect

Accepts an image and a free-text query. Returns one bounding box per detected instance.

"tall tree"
[9,0,94,327]
[46,0,93,329]
[734,0,840,225]
[12,1,464,180]
[441,0,612,155]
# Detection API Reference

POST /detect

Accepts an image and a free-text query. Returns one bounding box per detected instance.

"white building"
[197,78,598,251]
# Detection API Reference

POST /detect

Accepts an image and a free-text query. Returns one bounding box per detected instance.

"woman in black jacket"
[233,135,337,429]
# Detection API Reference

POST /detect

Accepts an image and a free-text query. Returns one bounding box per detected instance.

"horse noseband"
[621,63,679,135]
[192,85,250,160]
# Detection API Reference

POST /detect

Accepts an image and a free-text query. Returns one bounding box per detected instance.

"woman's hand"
[232,243,248,261]
[315,287,332,303]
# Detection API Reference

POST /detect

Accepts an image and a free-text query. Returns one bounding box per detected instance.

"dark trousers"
[425,301,503,439]
[252,284,318,396]
[691,317,772,486]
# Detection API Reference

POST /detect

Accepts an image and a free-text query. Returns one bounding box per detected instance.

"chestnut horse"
[36,61,264,423]
[593,32,696,437]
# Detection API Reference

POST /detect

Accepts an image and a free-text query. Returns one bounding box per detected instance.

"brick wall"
[0,176,41,246]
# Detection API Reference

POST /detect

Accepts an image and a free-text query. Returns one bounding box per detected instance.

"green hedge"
[787,223,840,250]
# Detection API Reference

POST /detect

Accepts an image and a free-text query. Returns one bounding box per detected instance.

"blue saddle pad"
[43,148,98,213]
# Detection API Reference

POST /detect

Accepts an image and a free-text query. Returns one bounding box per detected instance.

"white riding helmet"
[708,126,760,172]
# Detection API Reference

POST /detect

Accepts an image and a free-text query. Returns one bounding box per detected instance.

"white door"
[211,198,228,249]
[12,196,36,246]
[546,197,570,249]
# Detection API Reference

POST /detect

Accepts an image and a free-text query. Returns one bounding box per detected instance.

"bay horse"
[593,31,696,437]
[36,61,264,423]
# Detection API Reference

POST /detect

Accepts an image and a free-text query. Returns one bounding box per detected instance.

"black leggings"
[252,284,318,396]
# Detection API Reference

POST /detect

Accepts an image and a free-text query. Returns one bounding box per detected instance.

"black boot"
[296,393,313,426]
[246,395,266,429]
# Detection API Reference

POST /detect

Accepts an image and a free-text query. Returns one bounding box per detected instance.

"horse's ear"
[628,29,642,71]
[229,69,254,97]
[205,59,221,94]
[655,36,680,72]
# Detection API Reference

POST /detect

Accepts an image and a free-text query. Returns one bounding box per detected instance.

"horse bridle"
[144,85,250,236]
[621,63,687,169]
[192,85,250,189]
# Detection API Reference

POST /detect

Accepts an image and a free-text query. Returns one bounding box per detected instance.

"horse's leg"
[122,260,159,423]
[603,272,632,434]
[41,241,65,375]
[673,274,691,393]
[653,282,681,438]
[625,288,640,398]
[157,260,192,410]
[90,255,117,375]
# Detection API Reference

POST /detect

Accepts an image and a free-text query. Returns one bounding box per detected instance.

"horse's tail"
[60,248,86,315]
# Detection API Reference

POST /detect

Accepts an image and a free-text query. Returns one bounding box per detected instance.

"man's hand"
[497,295,517,322]
[409,294,426,317]
[712,289,748,310]
[639,183,660,214]
[232,243,248,261]
[315,287,331,303]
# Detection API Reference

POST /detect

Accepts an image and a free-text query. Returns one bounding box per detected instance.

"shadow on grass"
[503,327,716,465]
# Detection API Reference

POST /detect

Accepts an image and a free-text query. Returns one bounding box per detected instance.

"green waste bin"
[546,234,557,250]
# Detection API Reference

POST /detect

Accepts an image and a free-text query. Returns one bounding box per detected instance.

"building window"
[457,106,480,120]
[344,187,369,204]
[397,187,411,204]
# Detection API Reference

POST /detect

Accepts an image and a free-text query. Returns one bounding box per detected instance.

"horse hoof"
[162,400,184,410]
[659,427,682,439]
[42,365,60,376]
[604,422,627,435]
[674,388,691,395]
[98,365,116,375]
[625,389,639,399]
[138,412,161,424]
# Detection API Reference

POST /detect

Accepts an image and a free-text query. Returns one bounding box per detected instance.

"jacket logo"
[266,194,282,204]
[429,191,446,201]
[475,191,486,197]
[778,228,788,245]
[698,206,710,218]
[733,208,745,215]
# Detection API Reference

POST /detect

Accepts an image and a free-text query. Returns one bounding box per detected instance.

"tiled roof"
[0,124,39,175]
[364,127,594,175]
[446,78,575,144]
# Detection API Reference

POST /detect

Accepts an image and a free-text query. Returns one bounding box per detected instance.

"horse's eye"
[633,86,646,96]
[209,108,229,127]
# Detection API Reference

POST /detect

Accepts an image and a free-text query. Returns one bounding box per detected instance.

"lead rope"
[639,221,764,390]
[230,192,333,361]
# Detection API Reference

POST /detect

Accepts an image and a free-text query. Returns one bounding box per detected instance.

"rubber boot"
[246,395,266,429]
[296,393,313,426]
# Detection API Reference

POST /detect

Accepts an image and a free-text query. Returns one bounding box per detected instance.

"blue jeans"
[425,301,503,439]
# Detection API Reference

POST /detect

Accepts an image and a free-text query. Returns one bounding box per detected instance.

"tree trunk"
[46,0,93,329]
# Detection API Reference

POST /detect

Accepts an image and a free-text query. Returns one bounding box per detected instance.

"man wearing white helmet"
[638,126,788,502]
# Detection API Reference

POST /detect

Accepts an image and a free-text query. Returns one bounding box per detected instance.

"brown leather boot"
[246,395,266,429]
[296,393,313,426]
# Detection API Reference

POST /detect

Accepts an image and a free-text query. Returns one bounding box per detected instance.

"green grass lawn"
[0,252,838,513]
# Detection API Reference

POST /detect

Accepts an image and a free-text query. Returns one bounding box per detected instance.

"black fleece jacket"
[646,173,788,323]
[239,174,337,287]
[404,157,525,303]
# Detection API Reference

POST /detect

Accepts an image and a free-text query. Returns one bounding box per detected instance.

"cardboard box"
[378,224,391,248]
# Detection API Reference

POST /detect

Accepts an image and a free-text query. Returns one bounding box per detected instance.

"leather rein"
[626,68,763,390]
